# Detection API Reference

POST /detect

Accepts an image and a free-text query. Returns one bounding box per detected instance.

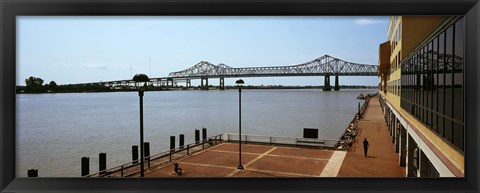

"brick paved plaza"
[144,143,346,177]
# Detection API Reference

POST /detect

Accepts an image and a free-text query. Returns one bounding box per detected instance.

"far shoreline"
[16,85,378,94]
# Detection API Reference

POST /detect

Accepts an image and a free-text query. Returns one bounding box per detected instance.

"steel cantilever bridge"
[95,55,378,91]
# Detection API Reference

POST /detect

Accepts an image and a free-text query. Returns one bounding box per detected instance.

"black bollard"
[144,142,151,169]
[202,127,207,140]
[99,153,106,173]
[195,129,200,143]
[358,102,361,115]
[179,134,185,149]
[144,142,150,158]
[132,145,138,164]
[170,136,176,151]
[81,157,89,176]
[27,169,38,177]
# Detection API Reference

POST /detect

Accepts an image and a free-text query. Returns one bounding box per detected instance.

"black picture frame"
[1,0,478,192]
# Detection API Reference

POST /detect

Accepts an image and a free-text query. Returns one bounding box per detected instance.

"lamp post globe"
[236,79,244,169]
[132,73,150,177]
[235,79,244,85]
[133,73,150,88]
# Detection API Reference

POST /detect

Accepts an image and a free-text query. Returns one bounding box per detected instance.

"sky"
[16,16,389,86]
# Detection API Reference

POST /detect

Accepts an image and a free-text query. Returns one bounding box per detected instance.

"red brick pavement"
[268,147,333,159]
[244,155,328,176]
[337,95,406,177]
[210,143,273,154]
[145,143,333,177]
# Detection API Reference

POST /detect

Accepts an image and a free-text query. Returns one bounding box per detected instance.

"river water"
[16,89,376,177]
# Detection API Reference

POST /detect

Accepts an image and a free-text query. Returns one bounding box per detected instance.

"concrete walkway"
[337,95,406,177]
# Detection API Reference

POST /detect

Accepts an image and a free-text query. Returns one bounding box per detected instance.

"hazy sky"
[17,16,389,86]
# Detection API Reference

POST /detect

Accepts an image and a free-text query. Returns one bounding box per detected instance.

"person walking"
[363,138,369,158]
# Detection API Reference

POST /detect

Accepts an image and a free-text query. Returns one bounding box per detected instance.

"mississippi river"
[16,89,376,177]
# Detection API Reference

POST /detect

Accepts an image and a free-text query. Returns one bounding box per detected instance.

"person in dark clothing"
[363,138,369,157]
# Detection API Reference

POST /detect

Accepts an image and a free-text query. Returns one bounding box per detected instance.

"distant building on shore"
[378,16,464,177]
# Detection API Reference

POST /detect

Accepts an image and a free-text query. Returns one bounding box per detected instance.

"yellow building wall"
[389,69,401,82]
[401,16,446,60]
[382,16,464,175]
[384,90,401,109]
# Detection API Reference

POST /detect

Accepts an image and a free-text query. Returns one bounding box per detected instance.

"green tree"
[25,76,43,87]
[25,76,45,92]
[48,81,57,90]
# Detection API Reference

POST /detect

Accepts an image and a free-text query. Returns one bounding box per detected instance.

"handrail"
[336,92,377,150]
[221,133,340,148]
[84,134,223,177]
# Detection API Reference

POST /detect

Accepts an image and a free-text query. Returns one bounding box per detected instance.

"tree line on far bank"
[17,76,112,93]
[17,76,378,94]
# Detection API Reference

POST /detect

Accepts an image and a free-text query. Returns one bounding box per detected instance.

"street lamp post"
[133,73,150,177]
[236,79,244,170]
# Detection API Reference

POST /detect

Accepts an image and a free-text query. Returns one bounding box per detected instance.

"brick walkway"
[143,143,342,177]
[337,95,406,177]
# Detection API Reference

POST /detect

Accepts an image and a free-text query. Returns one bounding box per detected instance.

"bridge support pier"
[167,78,174,88]
[219,78,225,90]
[186,79,191,87]
[334,74,340,91]
[323,74,331,91]
[201,77,209,90]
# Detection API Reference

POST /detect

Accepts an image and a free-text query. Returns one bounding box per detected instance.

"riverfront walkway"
[337,95,405,177]
[109,95,405,177]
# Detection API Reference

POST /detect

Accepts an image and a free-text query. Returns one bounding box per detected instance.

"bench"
[296,139,325,147]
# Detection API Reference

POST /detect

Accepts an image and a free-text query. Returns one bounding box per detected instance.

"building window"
[438,30,445,137]
[432,36,439,133]
[453,18,464,150]
[400,17,464,151]
[444,25,454,142]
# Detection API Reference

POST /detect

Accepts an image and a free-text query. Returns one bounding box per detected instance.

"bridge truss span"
[168,55,378,78]
[77,55,378,91]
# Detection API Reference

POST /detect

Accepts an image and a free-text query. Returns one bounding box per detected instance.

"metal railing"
[337,92,378,150]
[84,134,223,177]
[221,133,340,149]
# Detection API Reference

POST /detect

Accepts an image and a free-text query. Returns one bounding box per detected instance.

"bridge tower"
[201,77,209,90]
[334,74,340,91]
[323,73,331,91]
[219,77,225,90]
